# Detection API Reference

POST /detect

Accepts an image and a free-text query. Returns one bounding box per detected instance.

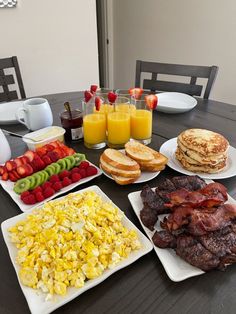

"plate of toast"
[99,141,168,185]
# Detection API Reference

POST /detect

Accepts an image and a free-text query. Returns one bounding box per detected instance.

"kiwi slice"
[41,170,49,182]
[45,165,55,176]
[66,156,76,169]
[28,176,36,190]
[33,173,43,188]
[39,171,45,184]
[58,159,67,172]
[50,163,61,174]
[74,153,86,166]
[14,178,31,194]
[65,158,72,170]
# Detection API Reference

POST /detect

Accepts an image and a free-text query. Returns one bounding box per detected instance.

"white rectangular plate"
[1,185,153,314]
[0,161,102,212]
[128,180,236,281]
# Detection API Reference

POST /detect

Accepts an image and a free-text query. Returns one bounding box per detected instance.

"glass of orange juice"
[83,98,106,149]
[130,97,152,145]
[107,110,130,148]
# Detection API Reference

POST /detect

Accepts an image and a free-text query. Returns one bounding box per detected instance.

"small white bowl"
[23,126,65,150]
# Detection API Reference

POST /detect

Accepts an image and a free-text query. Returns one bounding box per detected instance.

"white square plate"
[0,161,102,212]
[1,185,153,314]
[128,181,236,281]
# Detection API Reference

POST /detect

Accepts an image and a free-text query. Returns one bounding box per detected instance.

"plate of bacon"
[128,175,236,281]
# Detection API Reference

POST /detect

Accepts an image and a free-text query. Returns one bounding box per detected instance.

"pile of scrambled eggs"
[9,191,141,300]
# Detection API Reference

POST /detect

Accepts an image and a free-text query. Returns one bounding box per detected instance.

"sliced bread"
[125,141,154,162]
[102,148,140,171]
[111,174,138,185]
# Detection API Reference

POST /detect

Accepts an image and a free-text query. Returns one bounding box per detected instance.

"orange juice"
[94,103,114,115]
[131,109,152,140]
[115,103,136,114]
[107,112,130,147]
[83,113,106,147]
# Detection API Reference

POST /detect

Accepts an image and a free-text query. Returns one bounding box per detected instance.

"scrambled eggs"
[9,191,141,300]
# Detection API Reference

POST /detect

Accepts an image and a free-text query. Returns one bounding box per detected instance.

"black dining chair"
[0,56,26,103]
[135,60,218,99]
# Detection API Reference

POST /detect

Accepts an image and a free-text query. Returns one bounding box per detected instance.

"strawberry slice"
[90,85,98,94]
[24,150,35,162]
[9,172,18,182]
[49,141,59,148]
[5,160,15,172]
[2,172,9,181]
[20,156,30,165]
[129,88,144,99]
[17,166,27,178]
[84,90,93,103]
[108,92,117,104]
[95,96,102,111]
[12,170,21,180]
[14,157,23,167]
[145,94,158,110]
[36,147,48,157]
[0,165,6,176]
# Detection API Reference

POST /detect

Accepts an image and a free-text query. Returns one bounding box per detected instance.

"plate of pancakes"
[160,128,236,179]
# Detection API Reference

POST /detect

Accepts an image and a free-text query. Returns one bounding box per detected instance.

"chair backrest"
[135,60,218,99]
[0,56,26,102]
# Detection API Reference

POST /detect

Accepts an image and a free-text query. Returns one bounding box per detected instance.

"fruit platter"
[0,140,101,212]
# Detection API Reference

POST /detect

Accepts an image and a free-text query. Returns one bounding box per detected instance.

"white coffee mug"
[16,98,53,131]
[0,129,11,164]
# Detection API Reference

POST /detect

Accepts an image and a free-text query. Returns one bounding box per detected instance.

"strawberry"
[71,173,81,183]
[24,150,35,162]
[47,151,59,162]
[90,85,98,94]
[2,172,9,181]
[17,166,27,177]
[62,177,72,187]
[145,94,158,110]
[31,157,45,171]
[20,191,30,200]
[107,91,117,104]
[42,155,52,166]
[0,165,6,175]
[8,172,18,182]
[59,170,70,179]
[45,144,54,151]
[12,170,21,180]
[20,156,30,165]
[49,141,60,148]
[79,161,89,169]
[129,88,144,99]
[95,96,102,111]
[22,194,36,205]
[52,181,63,192]
[25,164,34,175]
[86,166,98,177]
[52,148,63,159]
[43,187,55,198]
[65,148,75,156]
[84,90,93,103]
[14,157,23,167]
[41,181,52,190]
[6,160,16,171]
[36,147,48,157]
[50,174,60,183]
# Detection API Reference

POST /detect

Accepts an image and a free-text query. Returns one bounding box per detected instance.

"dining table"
[1,91,236,314]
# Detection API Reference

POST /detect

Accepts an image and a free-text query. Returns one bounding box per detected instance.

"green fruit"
[14,178,31,194]
[39,171,45,184]
[32,173,43,188]
[28,176,36,190]
[74,153,86,166]
[66,156,76,169]
[58,159,66,171]
[42,170,49,182]
[64,158,72,170]
[45,166,55,176]
[50,163,61,174]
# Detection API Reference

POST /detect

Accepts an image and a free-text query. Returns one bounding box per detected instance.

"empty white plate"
[156,92,197,113]
[0,100,24,124]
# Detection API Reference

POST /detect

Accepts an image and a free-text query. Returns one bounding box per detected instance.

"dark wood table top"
[1,92,236,314]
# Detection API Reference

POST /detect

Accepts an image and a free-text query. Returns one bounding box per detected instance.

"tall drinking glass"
[83,98,106,149]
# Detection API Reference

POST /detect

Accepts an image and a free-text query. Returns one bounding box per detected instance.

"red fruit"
[22,194,36,205]
[47,151,59,162]
[84,90,93,103]
[25,164,34,176]
[49,141,60,148]
[17,166,27,177]
[41,181,52,190]
[59,170,70,179]
[62,177,72,187]
[24,150,35,162]
[2,172,9,181]
[95,96,102,111]
[53,148,63,159]
[31,157,45,171]
[50,174,60,183]
[71,167,80,174]
[86,166,98,177]
[58,147,67,158]
[14,157,23,167]
[129,88,144,99]
[8,172,18,182]
[12,170,21,180]
[20,156,30,165]
[79,161,89,169]
[35,192,45,202]
[52,181,63,192]
[36,147,48,157]
[90,85,98,94]
[78,168,86,178]
[145,94,158,110]
[107,92,117,103]
[0,165,6,175]
[6,160,16,171]
[42,155,52,166]
[45,144,54,151]
[32,186,43,195]
[71,173,81,183]
[43,187,55,198]
[20,191,30,200]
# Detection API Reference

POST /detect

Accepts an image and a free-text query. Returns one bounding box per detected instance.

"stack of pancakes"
[175,129,229,173]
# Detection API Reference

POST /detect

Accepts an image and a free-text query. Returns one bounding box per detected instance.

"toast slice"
[111,174,138,185]
[125,141,154,162]
[102,148,140,171]
[100,155,141,178]
[140,164,166,172]
[138,152,168,168]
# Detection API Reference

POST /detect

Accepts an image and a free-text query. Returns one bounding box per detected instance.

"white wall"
[112,0,236,104]
[0,0,99,97]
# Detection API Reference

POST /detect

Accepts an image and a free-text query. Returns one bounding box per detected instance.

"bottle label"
[71,127,83,140]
